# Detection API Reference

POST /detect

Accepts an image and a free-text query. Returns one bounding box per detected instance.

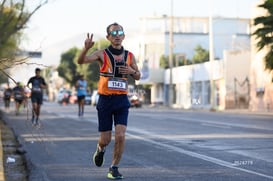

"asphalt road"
[1,102,273,181]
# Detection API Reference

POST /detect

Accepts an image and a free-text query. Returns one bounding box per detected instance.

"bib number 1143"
[108,78,128,91]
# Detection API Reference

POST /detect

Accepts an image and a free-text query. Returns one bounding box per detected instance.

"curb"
[0,127,5,181]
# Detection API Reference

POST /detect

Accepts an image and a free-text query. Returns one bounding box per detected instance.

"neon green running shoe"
[107,166,123,180]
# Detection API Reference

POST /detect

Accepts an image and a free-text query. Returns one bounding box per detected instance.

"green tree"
[159,54,186,69]
[0,0,47,83]
[159,45,209,69]
[57,39,110,89]
[192,45,209,64]
[0,0,47,61]
[57,47,79,87]
[159,55,169,69]
[252,0,273,71]
[0,72,8,83]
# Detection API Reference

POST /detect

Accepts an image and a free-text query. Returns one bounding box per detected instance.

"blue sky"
[21,0,261,66]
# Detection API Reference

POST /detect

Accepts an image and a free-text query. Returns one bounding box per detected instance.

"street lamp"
[209,0,215,110]
[168,0,174,107]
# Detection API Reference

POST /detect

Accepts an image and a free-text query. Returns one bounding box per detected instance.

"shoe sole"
[107,173,123,180]
[92,151,104,167]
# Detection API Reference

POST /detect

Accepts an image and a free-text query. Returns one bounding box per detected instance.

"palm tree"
[252,0,273,71]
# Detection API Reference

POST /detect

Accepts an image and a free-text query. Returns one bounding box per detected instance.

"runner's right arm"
[77,33,103,65]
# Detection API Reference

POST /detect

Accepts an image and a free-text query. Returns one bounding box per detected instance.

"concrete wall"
[223,50,251,108]
[249,0,273,112]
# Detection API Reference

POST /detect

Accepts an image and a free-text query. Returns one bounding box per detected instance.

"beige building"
[249,0,273,111]
[223,50,251,109]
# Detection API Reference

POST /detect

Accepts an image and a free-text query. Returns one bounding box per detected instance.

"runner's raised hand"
[84,33,95,50]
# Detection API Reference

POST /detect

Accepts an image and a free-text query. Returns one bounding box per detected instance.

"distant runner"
[3,85,12,111]
[76,74,87,117]
[27,68,47,126]
[12,82,25,115]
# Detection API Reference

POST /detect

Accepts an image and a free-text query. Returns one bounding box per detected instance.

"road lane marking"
[131,112,273,131]
[201,123,231,129]
[175,116,273,131]
[126,129,273,180]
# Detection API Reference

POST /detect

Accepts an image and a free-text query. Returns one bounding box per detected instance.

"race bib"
[4,91,11,98]
[15,94,23,99]
[32,87,41,92]
[108,78,128,91]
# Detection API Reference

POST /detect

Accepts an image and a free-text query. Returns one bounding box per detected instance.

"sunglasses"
[109,30,124,37]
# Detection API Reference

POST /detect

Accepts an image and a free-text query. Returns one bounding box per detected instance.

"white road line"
[201,123,231,129]
[182,117,273,131]
[126,129,273,180]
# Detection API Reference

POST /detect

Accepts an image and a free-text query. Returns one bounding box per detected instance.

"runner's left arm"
[40,78,47,89]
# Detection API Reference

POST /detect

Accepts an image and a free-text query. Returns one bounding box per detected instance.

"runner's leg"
[112,125,126,166]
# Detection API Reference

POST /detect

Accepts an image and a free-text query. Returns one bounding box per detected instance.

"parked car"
[84,93,92,105]
[69,93,78,104]
[128,94,142,108]
[43,94,49,101]
[57,89,71,105]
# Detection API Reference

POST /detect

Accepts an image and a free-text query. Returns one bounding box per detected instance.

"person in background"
[77,22,141,179]
[27,68,47,126]
[12,82,25,115]
[3,85,12,111]
[23,85,31,108]
[76,74,87,117]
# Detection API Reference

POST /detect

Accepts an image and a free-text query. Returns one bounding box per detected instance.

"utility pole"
[168,0,174,107]
[209,0,215,110]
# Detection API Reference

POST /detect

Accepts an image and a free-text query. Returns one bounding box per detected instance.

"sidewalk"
[0,121,4,181]
[147,104,273,116]
[0,110,28,181]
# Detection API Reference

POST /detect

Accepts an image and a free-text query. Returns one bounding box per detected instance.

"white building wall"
[151,83,164,104]
[137,16,252,108]
[165,61,223,84]
[164,60,225,109]
[175,82,191,109]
